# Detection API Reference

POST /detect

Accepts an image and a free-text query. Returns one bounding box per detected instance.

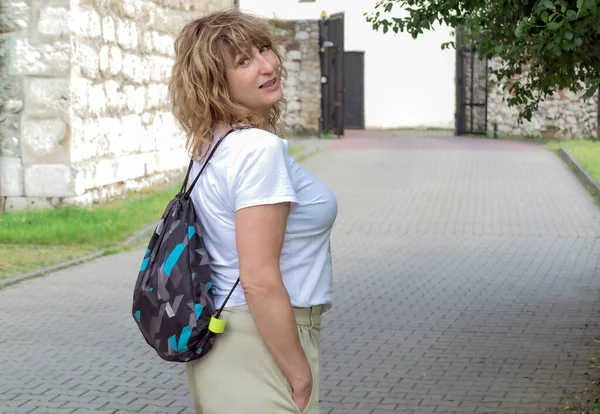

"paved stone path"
[1,133,600,414]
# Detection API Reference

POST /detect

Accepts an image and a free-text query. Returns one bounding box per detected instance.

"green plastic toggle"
[208,316,226,334]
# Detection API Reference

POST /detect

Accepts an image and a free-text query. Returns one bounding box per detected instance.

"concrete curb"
[557,147,600,199]
[0,144,324,290]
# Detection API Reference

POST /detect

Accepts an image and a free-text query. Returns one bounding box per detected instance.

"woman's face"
[226,44,283,119]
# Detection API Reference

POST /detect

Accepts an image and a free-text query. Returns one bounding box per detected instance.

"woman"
[168,9,338,414]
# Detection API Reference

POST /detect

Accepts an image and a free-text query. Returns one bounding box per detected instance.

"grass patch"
[0,183,179,280]
[287,144,305,157]
[547,140,600,184]
[0,244,98,279]
[295,148,321,163]
[0,184,178,246]
[560,351,600,413]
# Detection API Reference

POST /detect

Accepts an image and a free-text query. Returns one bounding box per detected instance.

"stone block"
[152,31,174,56]
[154,112,183,150]
[0,2,29,33]
[115,153,147,181]
[121,53,143,83]
[122,0,145,19]
[288,50,302,60]
[62,193,94,206]
[110,114,142,154]
[4,98,23,113]
[119,84,146,114]
[3,196,53,211]
[148,6,189,35]
[101,16,116,43]
[21,119,69,164]
[74,40,100,79]
[10,38,70,76]
[141,31,153,53]
[75,159,113,190]
[295,31,309,40]
[25,78,69,116]
[71,77,91,116]
[72,116,113,161]
[0,73,24,104]
[0,156,23,196]
[143,151,158,174]
[98,44,110,76]
[88,83,107,115]
[0,114,21,157]
[155,147,188,172]
[76,7,102,38]
[179,0,196,11]
[284,61,300,72]
[76,153,147,191]
[133,86,146,113]
[110,46,123,76]
[0,113,21,157]
[24,164,74,196]
[116,20,138,50]
[38,6,70,37]
[140,126,157,152]
[287,100,301,111]
[141,56,152,83]
[123,84,137,112]
[104,80,127,111]
[146,84,163,110]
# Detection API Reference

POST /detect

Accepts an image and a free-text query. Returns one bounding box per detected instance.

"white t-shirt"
[189,127,338,311]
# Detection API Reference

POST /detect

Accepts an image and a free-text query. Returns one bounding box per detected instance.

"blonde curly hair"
[168,9,288,160]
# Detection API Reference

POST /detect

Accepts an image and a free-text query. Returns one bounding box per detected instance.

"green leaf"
[577,0,584,9]
[515,22,526,37]
[574,37,583,46]
[384,2,394,12]
[565,31,573,40]
[584,0,595,11]
[548,21,561,30]
[495,45,505,53]
[541,11,549,22]
[561,5,567,13]
[583,84,598,99]
[566,10,578,20]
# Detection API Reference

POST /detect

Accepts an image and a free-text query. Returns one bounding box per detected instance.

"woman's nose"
[257,56,275,74]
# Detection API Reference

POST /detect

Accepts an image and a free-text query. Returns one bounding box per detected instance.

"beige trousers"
[185,304,322,414]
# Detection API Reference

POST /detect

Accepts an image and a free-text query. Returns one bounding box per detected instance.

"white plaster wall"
[239,0,456,129]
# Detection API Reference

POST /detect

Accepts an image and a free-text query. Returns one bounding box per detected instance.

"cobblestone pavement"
[1,133,600,414]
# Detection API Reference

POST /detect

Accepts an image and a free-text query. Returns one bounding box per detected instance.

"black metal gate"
[455,28,488,136]
[344,51,365,130]
[319,13,345,137]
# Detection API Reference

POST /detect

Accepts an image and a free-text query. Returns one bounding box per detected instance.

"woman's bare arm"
[235,202,312,403]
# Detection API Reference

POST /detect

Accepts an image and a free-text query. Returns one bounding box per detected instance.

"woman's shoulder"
[225,127,286,151]
[221,128,290,166]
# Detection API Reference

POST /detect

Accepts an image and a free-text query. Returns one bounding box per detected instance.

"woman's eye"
[239,58,249,66]
[260,45,271,53]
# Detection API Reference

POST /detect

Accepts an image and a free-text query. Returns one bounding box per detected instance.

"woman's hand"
[292,377,313,412]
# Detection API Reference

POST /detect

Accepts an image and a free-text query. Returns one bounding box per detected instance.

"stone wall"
[0,0,233,211]
[487,58,599,139]
[271,19,321,136]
